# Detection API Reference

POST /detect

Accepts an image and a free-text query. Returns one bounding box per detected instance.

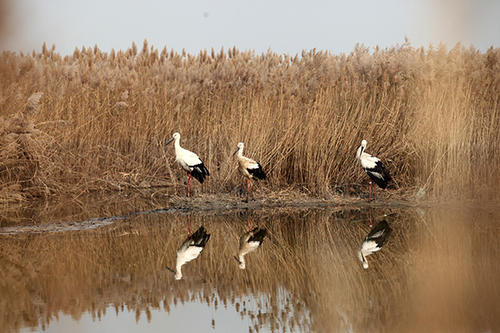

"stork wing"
[360,154,380,170]
[176,246,204,267]
[239,156,259,169]
[182,149,204,167]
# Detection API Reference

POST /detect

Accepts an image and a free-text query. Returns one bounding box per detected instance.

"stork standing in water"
[165,132,210,196]
[233,142,266,195]
[358,220,392,269]
[236,227,267,269]
[356,140,391,201]
[174,226,211,280]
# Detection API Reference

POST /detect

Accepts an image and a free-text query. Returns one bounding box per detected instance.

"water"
[1,205,499,332]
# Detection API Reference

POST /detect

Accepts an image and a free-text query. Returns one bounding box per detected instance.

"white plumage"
[175,226,210,280]
[356,139,391,199]
[358,220,392,269]
[176,246,204,279]
[233,142,266,193]
[357,149,380,171]
[237,227,267,269]
[165,132,209,195]
[177,148,204,173]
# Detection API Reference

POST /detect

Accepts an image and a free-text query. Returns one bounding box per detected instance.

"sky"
[1,0,499,56]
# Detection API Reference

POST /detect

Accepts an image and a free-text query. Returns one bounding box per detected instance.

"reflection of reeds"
[0,43,498,202]
[0,207,498,332]
[404,208,500,332]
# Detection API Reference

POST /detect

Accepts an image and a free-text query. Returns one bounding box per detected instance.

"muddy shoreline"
[0,192,422,235]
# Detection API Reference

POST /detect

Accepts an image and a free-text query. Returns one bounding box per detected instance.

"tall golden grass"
[0,41,499,202]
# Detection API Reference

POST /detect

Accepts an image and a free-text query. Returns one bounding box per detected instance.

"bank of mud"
[0,189,421,235]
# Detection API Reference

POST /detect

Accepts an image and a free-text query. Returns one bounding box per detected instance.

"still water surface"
[1,205,499,332]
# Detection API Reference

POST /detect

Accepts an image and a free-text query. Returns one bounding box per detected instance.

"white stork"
[233,142,266,194]
[236,227,267,269]
[356,139,391,200]
[358,220,392,269]
[165,132,210,196]
[174,226,211,280]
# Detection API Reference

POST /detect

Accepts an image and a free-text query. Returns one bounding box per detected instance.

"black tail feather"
[366,220,392,247]
[191,226,211,247]
[248,227,267,244]
[366,161,391,189]
[369,173,389,189]
[248,164,266,180]
[190,163,210,183]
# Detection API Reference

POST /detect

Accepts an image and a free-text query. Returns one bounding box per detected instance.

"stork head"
[165,132,181,146]
[233,142,244,155]
[357,250,369,269]
[356,140,367,159]
[234,255,246,269]
[165,266,181,279]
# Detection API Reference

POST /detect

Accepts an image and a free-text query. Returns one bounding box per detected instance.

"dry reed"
[0,41,498,203]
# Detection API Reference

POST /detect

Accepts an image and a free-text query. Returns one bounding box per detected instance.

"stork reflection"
[236,227,267,269]
[172,226,211,280]
[358,220,392,269]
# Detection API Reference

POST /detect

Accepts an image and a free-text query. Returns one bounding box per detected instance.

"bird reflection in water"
[236,227,267,269]
[169,226,211,280]
[358,220,392,269]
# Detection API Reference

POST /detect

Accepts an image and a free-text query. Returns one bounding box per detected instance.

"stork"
[236,227,267,269]
[358,220,392,269]
[174,226,211,280]
[233,142,266,194]
[356,139,391,200]
[165,132,210,196]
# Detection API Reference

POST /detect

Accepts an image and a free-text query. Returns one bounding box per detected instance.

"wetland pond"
[0,202,499,332]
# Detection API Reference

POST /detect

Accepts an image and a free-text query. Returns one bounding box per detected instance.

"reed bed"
[0,41,498,203]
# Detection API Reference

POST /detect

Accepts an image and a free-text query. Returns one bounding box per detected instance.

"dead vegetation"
[0,41,498,203]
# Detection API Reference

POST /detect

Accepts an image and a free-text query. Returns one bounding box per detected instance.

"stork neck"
[356,146,363,160]
[174,138,182,153]
[174,137,181,148]
[175,264,182,280]
[358,250,366,264]
[238,254,246,269]
[237,147,244,157]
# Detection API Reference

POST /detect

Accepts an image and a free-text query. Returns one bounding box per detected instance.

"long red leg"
[244,179,249,201]
[369,181,373,201]
[247,216,255,230]
[187,216,192,237]
[186,172,191,197]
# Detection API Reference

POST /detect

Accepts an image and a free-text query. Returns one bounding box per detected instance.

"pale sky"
[1,0,499,55]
